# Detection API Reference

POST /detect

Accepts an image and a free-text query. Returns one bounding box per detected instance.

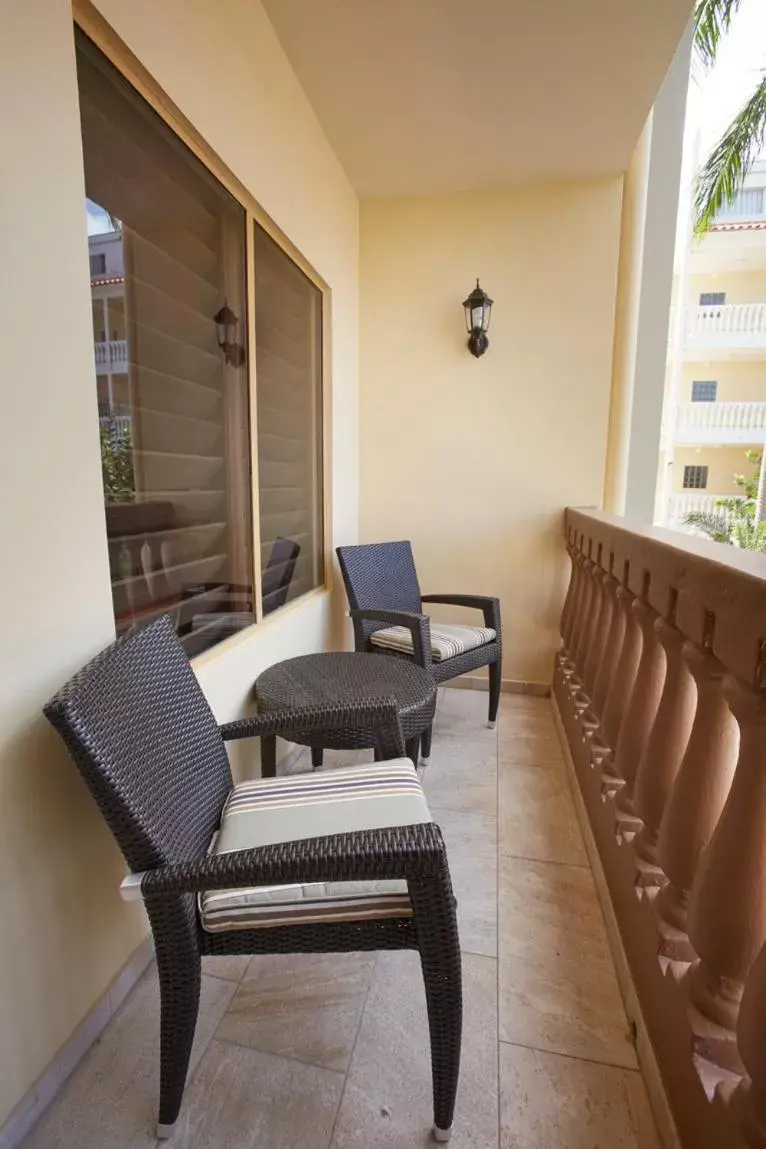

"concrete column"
[604,21,693,520]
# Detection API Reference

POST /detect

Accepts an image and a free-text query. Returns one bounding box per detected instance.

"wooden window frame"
[73,0,333,653]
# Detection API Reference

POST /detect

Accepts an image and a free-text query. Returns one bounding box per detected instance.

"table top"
[255,651,436,719]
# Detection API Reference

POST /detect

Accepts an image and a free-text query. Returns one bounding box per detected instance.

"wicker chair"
[44,615,461,1143]
[337,541,502,758]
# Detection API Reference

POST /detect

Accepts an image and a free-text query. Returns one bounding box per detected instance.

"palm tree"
[694,0,766,233]
[682,448,766,547]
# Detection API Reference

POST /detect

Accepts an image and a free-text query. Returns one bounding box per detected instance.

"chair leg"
[406,736,420,767]
[311,746,324,769]
[488,660,501,728]
[148,900,202,1139]
[409,869,463,1141]
[421,725,433,762]
[261,733,277,778]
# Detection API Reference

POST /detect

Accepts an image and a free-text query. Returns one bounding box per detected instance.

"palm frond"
[694,75,766,234]
[731,519,766,551]
[681,511,734,544]
[694,0,743,69]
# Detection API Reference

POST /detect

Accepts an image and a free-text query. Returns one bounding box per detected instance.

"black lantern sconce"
[214,301,246,368]
[462,279,493,358]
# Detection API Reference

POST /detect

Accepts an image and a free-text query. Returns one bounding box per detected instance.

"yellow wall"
[0,0,358,1127]
[679,361,766,403]
[672,446,757,494]
[359,182,622,687]
[689,271,766,304]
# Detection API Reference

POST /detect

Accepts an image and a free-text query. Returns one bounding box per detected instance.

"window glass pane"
[253,224,324,614]
[691,380,717,402]
[699,293,726,307]
[76,31,254,656]
[683,465,709,489]
[717,187,765,220]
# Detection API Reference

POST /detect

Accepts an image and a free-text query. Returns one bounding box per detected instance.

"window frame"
[74,1,332,647]
[682,465,709,490]
[691,380,718,403]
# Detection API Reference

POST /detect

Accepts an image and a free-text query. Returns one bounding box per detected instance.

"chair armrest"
[219,699,405,761]
[122,823,448,900]
[348,608,432,669]
[421,594,501,633]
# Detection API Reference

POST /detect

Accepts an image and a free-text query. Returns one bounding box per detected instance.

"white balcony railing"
[94,339,128,371]
[99,414,132,438]
[687,302,766,337]
[666,492,745,531]
[673,401,766,444]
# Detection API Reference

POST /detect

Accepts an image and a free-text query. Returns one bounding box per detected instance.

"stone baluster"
[612,579,667,818]
[583,553,615,703]
[654,629,739,956]
[559,538,584,671]
[570,544,602,694]
[632,595,698,878]
[559,536,580,660]
[734,941,766,1147]
[567,544,596,689]
[685,679,766,1061]
[600,572,642,753]
[591,559,623,724]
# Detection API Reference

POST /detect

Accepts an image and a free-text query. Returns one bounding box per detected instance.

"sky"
[677,0,766,239]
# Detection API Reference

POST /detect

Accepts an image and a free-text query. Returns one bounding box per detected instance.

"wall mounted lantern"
[214,301,246,367]
[462,279,493,358]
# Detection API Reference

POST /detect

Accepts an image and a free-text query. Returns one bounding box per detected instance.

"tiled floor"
[22,688,659,1149]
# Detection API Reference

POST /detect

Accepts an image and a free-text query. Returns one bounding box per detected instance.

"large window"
[76,31,325,655]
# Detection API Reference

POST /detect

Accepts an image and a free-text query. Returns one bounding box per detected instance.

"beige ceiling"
[262,0,693,197]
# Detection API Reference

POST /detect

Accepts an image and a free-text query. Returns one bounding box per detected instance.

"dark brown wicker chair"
[43,615,461,1143]
[337,541,502,759]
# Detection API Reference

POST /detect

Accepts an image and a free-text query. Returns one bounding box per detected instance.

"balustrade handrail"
[686,301,766,337]
[676,399,766,431]
[566,508,766,688]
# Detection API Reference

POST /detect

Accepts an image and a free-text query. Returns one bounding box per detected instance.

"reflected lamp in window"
[76,30,254,656]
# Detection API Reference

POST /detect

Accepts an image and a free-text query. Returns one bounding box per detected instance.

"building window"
[89,252,106,276]
[691,380,718,402]
[717,187,765,220]
[254,225,324,614]
[699,293,726,307]
[77,29,255,656]
[683,465,709,490]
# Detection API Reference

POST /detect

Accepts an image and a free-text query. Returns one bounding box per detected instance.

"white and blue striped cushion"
[200,760,431,932]
[371,622,496,662]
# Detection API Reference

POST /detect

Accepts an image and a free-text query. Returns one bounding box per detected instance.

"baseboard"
[550,695,682,1149]
[443,676,550,698]
[0,935,155,1149]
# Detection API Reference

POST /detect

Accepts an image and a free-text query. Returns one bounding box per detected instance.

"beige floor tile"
[498,733,564,768]
[499,695,551,715]
[331,951,498,1149]
[432,688,497,743]
[499,1044,659,1149]
[499,857,635,1069]
[499,763,586,865]
[172,1039,344,1148]
[204,955,252,982]
[430,806,497,957]
[23,969,235,1149]
[216,952,376,1072]
[422,740,497,815]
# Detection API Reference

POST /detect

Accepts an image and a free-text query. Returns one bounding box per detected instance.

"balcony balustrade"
[93,339,128,371]
[555,508,766,1149]
[673,401,766,446]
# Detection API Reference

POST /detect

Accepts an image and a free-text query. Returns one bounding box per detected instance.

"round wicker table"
[255,652,437,776]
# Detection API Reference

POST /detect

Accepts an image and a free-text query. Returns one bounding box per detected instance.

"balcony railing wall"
[673,401,766,445]
[687,303,766,338]
[554,508,766,1149]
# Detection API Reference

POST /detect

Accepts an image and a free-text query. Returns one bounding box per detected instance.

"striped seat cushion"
[200,760,431,932]
[371,621,496,662]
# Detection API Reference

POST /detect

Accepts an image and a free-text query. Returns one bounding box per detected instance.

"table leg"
[405,736,419,767]
[311,747,324,770]
[261,734,277,779]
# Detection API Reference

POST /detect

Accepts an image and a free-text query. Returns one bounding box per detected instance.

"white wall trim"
[0,935,154,1149]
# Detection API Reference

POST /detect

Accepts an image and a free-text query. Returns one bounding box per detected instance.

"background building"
[659,158,766,530]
